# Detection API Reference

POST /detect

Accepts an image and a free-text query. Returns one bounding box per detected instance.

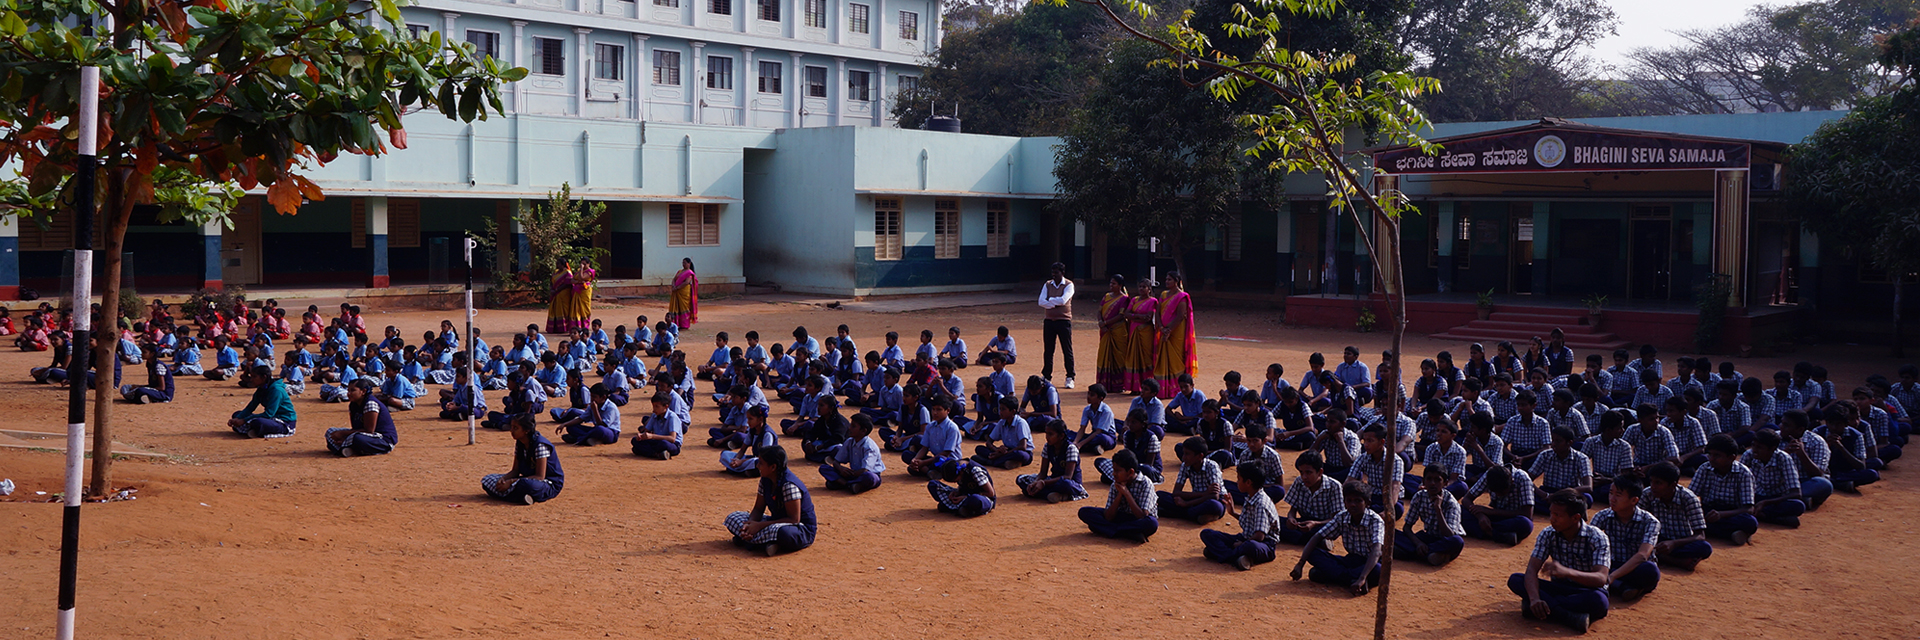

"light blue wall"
[742,127,857,293]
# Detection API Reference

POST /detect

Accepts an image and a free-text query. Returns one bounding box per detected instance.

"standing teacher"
[1038,262,1077,390]
[667,257,699,330]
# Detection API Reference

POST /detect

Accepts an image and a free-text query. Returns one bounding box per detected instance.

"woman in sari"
[566,263,596,333]
[545,263,576,334]
[1151,271,1197,400]
[667,257,699,330]
[1094,275,1131,393]
[1122,277,1160,395]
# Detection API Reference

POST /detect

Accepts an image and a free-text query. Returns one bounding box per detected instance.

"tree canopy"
[1789,20,1920,279]
[1398,0,1626,121]
[1621,0,1917,114]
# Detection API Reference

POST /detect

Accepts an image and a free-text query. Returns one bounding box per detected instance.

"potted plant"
[1475,288,1494,321]
[1582,294,1608,330]
[1356,304,1377,333]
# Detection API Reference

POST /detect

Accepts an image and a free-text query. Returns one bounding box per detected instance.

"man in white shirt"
[1038,262,1077,389]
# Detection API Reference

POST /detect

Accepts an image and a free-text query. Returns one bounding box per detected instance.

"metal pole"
[465,237,476,445]
[58,63,100,640]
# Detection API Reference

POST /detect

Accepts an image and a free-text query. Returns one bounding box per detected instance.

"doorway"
[221,198,262,285]
[1292,205,1323,294]
[1629,214,1672,300]
[1509,205,1534,294]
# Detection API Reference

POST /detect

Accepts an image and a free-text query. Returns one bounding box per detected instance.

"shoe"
[1064,377,1076,389]
[521,494,536,505]
[339,447,356,458]
[1233,556,1252,571]
[763,544,780,557]
[1730,530,1751,546]
[1562,612,1590,634]
[1045,492,1065,504]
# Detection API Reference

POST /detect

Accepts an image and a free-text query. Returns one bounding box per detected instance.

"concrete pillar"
[0,215,19,300]
[1713,169,1751,308]
[199,220,223,291]
[873,0,885,50]
[575,28,592,115]
[1531,201,1550,296]
[740,46,755,127]
[635,34,650,120]
[833,57,846,126]
[928,0,941,52]
[691,41,707,125]
[1435,201,1454,293]
[789,52,804,128]
[511,21,527,113]
[441,12,460,63]
[366,197,390,288]
[874,62,887,126]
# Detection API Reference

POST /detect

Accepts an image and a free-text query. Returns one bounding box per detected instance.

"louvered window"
[985,200,1009,258]
[874,198,902,261]
[669,203,721,246]
[934,199,960,259]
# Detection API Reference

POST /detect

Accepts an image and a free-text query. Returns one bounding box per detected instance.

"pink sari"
[667,268,699,330]
[1123,296,1159,394]
[1151,291,1196,399]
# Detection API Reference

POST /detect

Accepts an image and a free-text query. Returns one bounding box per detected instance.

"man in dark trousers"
[1038,262,1077,389]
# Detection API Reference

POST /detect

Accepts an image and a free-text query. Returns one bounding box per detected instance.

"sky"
[1586,0,1775,62]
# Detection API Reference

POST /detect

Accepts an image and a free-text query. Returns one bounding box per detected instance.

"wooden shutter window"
[388,199,421,248]
[350,200,367,248]
[668,203,720,247]
[934,199,959,259]
[668,204,687,246]
[874,198,901,261]
[985,200,1009,258]
[700,204,721,246]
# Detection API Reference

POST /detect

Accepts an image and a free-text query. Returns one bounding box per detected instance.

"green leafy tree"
[893,1,1112,135]
[0,0,524,496]
[1050,39,1256,279]
[1623,0,1917,114]
[1399,0,1625,121]
[1787,21,1920,354]
[1039,0,1436,636]
[472,183,608,304]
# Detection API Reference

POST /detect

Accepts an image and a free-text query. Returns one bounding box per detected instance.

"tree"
[1050,39,1255,278]
[0,0,523,496]
[1787,21,1920,354]
[472,183,608,303]
[1039,0,1435,637]
[1621,0,1917,114]
[1397,0,1625,121]
[892,1,1113,135]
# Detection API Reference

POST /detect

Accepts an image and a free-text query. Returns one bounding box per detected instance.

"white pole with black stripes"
[465,237,477,445]
[57,62,100,640]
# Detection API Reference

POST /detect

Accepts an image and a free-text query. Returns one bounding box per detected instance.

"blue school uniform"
[1129,396,1167,436]
[723,470,817,552]
[820,434,886,492]
[550,384,593,423]
[121,367,176,404]
[379,372,422,410]
[940,339,967,364]
[986,336,1016,361]
[880,344,905,370]
[719,425,779,474]
[1167,388,1206,431]
[862,383,904,423]
[650,331,675,354]
[916,343,937,363]
[562,398,622,446]
[172,344,204,375]
[631,411,685,457]
[972,415,1034,468]
[1080,403,1118,452]
[331,397,400,456]
[988,369,1015,398]
[910,417,965,470]
[441,381,487,420]
[881,403,930,450]
[506,344,538,365]
[482,433,565,504]
[214,346,241,369]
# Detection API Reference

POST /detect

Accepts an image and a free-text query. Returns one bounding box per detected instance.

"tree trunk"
[1372,216,1407,640]
[87,180,131,498]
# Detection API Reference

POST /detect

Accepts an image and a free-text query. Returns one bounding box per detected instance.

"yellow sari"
[1123,296,1159,394]
[1095,292,1131,392]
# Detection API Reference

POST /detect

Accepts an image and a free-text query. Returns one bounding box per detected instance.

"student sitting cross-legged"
[1394,466,1466,567]
[1642,461,1714,571]
[1742,428,1807,527]
[1508,488,1613,634]
[971,397,1035,469]
[723,446,817,557]
[1158,437,1229,525]
[719,406,777,476]
[1079,449,1161,543]
[1462,463,1536,547]
[120,345,175,404]
[552,383,621,446]
[329,378,399,457]
[482,414,564,505]
[1589,471,1661,602]
[928,458,997,518]
[1016,419,1088,503]
[1095,409,1165,484]
[1689,433,1760,546]
[1289,478,1384,596]
[819,413,886,494]
[631,392,686,459]
[1201,461,1281,571]
[228,366,298,438]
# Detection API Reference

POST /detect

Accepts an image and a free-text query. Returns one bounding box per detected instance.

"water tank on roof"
[924,116,962,133]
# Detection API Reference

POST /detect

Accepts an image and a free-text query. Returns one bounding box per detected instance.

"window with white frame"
[533,37,566,76]
[805,65,827,97]
[896,75,918,97]
[758,61,782,93]
[804,0,826,27]
[653,50,682,85]
[669,204,721,246]
[758,0,780,20]
[406,23,430,39]
[465,30,499,61]
[848,3,869,34]
[899,11,918,40]
[847,69,871,101]
[707,56,733,89]
[709,0,731,14]
[874,198,903,261]
[986,200,1010,258]
[934,199,960,259]
[594,44,624,80]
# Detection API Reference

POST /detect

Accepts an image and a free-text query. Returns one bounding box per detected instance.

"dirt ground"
[1,295,1916,639]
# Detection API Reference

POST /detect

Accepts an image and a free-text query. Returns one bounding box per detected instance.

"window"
[986,200,1010,258]
[353,199,421,248]
[874,198,903,261]
[466,30,499,61]
[896,74,918,97]
[934,199,960,259]
[805,65,827,97]
[758,0,780,21]
[707,56,733,90]
[709,0,730,14]
[668,204,721,246]
[847,69,870,101]
[533,37,566,76]
[653,50,681,85]
[654,0,678,6]
[406,23,430,39]
[758,61,782,93]
[848,3,869,34]
[1221,212,1242,261]
[595,44,624,80]
[1452,208,1472,269]
[804,0,826,28]
[899,11,918,40]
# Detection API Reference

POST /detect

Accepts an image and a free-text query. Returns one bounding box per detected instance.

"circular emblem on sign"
[1534,135,1566,168]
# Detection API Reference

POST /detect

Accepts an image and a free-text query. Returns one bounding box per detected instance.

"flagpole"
[57,62,100,640]
[465,237,476,445]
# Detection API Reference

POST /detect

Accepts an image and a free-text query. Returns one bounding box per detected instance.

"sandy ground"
[1,295,1916,639]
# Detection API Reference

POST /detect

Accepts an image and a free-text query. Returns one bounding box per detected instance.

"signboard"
[1375,128,1751,175]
